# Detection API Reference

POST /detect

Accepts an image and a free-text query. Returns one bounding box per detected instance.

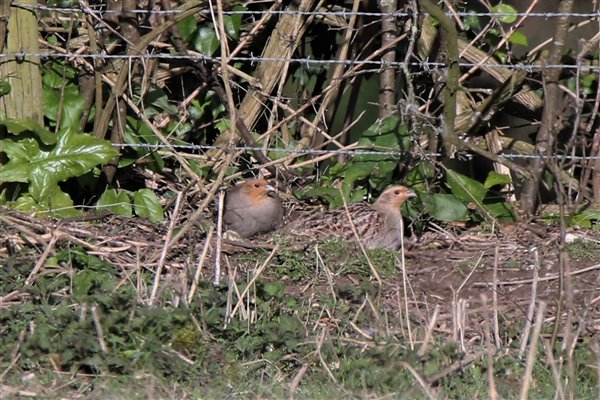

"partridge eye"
[394,189,401,195]
[254,183,261,188]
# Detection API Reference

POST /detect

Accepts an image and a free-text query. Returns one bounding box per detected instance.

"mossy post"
[0,0,43,123]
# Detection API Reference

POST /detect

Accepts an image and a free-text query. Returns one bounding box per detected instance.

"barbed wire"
[11,2,600,19]
[115,142,600,161]
[1,51,598,72]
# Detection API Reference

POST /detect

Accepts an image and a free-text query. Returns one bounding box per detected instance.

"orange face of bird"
[237,179,277,205]
[380,186,416,208]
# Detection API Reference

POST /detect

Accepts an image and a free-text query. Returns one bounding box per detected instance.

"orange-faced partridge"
[223,179,284,238]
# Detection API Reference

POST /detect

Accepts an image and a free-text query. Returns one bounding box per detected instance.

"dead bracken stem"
[187,228,214,303]
[519,247,540,358]
[149,191,182,306]
[519,300,547,400]
[214,190,225,285]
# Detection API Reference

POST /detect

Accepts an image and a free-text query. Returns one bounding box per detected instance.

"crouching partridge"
[286,186,416,250]
[223,179,284,238]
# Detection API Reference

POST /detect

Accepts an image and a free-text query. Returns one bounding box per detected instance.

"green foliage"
[0,118,118,217]
[425,169,516,222]
[42,61,84,132]
[96,188,164,222]
[296,115,411,207]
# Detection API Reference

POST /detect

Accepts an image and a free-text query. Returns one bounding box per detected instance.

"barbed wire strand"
[114,143,600,161]
[1,51,598,72]
[11,2,600,18]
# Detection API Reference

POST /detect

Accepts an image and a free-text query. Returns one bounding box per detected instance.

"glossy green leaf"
[509,30,528,46]
[13,184,79,217]
[43,86,85,132]
[492,3,518,24]
[0,117,56,144]
[484,171,512,189]
[428,194,469,221]
[483,202,515,220]
[446,169,487,205]
[177,15,198,43]
[571,210,600,229]
[96,188,133,217]
[133,188,163,222]
[194,25,219,55]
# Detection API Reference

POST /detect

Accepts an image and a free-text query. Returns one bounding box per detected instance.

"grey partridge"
[223,179,284,238]
[287,186,416,250]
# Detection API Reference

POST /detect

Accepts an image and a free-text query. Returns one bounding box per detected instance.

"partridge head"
[223,179,284,238]
[287,186,416,250]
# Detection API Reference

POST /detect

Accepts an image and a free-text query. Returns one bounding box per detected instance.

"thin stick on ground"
[187,228,214,303]
[543,339,566,400]
[519,300,547,400]
[493,246,501,348]
[481,293,497,400]
[402,361,437,400]
[519,247,540,358]
[24,232,60,286]
[418,305,439,356]
[214,190,225,285]
[149,192,182,306]
[228,245,279,320]
[339,192,382,285]
[91,305,108,353]
[288,363,309,399]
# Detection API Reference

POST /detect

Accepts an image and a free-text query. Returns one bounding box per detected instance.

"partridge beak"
[406,190,417,198]
[265,184,278,197]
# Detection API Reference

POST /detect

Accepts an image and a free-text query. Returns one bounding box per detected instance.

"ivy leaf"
[133,188,163,222]
[194,26,219,55]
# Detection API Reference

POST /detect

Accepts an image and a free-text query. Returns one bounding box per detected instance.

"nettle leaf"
[96,188,133,217]
[133,189,163,223]
[428,194,469,221]
[0,117,56,145]
[446,169,487,205]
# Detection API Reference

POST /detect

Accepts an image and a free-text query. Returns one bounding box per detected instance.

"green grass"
[1,242,599,398]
